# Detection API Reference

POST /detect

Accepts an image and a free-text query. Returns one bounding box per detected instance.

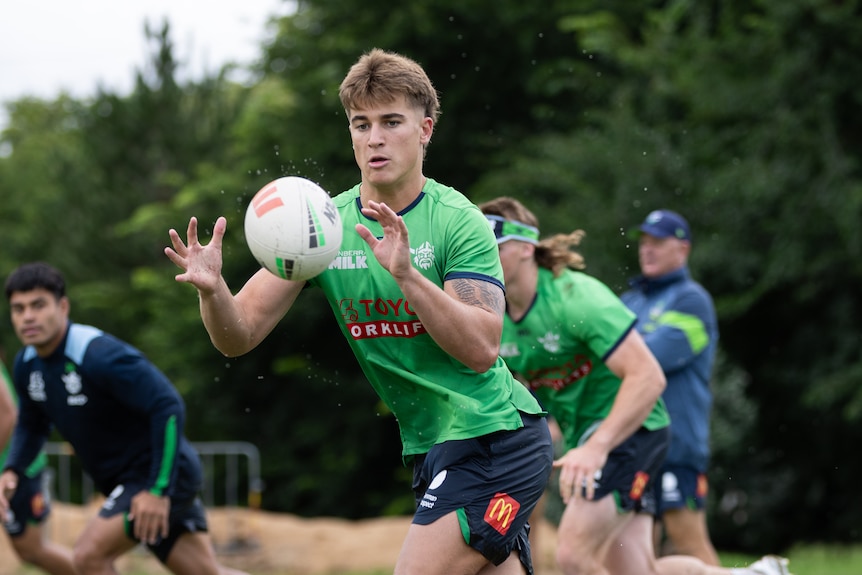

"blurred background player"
[0,262,247,575]
[479,196,791,575]
[1,354,75,574]
[621,209,720,564]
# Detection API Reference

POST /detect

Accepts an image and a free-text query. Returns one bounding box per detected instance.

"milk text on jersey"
[328,250,369,270]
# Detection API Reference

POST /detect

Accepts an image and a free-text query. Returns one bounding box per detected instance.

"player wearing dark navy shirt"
[0,262,247,575]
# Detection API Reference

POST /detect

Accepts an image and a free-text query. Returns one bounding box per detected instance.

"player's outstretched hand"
[166,216,227,295]
[129,490,170,545]
[356,201,412,280]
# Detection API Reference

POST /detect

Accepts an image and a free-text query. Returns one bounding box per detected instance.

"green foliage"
[473,0,862,551]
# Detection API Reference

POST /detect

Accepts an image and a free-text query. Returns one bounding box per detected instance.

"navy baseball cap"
[634,209,691,241]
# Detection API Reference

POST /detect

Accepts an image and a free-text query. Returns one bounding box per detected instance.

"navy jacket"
[6,323,201,498]
[621,267,718,470]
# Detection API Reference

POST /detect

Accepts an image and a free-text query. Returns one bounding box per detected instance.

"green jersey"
[1,362,47,477]
[499,268,669,450]
[311,179,544,458]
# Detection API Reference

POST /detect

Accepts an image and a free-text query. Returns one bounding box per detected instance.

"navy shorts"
[653,463,709,515]
[588,426,669,515]
[99,483,208,564]
[3,472,50,537]
[411,413,553,572]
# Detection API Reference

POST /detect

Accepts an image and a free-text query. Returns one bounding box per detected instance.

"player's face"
[347,94,432,192]
[8,288,69,357]
[498,240,533,286]
[638,233,690,278]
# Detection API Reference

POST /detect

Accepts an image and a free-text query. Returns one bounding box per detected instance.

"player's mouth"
[368,155,389,168]
[19,326,41,339]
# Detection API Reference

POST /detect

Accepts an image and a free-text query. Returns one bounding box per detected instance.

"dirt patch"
[0,502,560,574]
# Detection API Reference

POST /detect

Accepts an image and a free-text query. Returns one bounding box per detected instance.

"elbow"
[209,334,254,358]
[466,345,501,374]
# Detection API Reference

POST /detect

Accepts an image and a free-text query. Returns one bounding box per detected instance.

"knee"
[73,540,111,573]
[556,542,592,575]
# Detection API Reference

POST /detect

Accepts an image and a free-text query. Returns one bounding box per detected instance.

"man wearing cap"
[621,209,721,565]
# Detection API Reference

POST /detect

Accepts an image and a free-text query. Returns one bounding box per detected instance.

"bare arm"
[0,380,15,453]
[585,329,666,455]
[166,216,306,357]
[555,329,666,503]
[356,201,504,372]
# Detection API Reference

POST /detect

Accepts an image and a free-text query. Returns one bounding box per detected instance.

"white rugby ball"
[244,176,343,281]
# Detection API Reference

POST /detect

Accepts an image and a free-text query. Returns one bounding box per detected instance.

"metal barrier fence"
[43,440,263,509]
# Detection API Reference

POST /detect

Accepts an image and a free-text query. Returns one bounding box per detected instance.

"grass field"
[12,543,862,574]
[721,544,862,575]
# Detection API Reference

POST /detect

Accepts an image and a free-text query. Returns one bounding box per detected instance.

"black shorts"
[98,483,208,563]
[589,426,669,515]
[653,463,709,515]
[3,472,50,537]
[411,413,553,572]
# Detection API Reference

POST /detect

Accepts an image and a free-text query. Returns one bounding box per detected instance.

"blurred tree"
[2,0,861,545]
[471,0,862,551]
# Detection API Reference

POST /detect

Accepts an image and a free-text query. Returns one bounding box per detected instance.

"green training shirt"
[311,179,544,458]
[499,268,669,450]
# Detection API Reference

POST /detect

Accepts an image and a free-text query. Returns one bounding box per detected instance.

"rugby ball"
[244,176,343,281]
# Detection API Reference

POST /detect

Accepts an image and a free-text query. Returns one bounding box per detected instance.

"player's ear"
[420,117,433,144]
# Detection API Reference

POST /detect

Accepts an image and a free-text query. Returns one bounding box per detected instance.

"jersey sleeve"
[4,354,52,477]
[640,289,714,374]
[565,274,637,361]
[441,204,504,289]
[85,337,185,497]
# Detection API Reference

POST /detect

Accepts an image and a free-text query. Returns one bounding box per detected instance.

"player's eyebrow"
[349,112,406,124]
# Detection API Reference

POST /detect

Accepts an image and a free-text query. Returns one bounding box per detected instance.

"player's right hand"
[165,216,227,295]
[0,470,19,514]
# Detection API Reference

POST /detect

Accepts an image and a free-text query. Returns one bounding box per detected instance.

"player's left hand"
[553,443,608,504]
[129,490,170,544]
[356,200,413,280]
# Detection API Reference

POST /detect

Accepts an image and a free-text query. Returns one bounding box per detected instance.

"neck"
[36,320,68,358]
[360,175,427,213]
[506,263,539,322]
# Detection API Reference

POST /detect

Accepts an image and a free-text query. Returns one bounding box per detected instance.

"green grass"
[722,544,862,575]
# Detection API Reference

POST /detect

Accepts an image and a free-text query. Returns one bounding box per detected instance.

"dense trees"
[1,0,860,552]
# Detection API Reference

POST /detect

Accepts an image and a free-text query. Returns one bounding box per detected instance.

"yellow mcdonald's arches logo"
[629,471,649,500]
[484,492,521,535]
[696,473,708,497]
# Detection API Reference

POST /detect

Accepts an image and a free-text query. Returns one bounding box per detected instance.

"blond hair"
[478,196,586,276]
[339,48,440,122]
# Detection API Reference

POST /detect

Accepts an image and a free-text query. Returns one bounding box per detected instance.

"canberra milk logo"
[411,241,435,270]
[329,249,369,270]
[538,331,561,353]
[28,372,46,402]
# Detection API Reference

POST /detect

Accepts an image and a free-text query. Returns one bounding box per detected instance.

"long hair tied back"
[536,230,586,277]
